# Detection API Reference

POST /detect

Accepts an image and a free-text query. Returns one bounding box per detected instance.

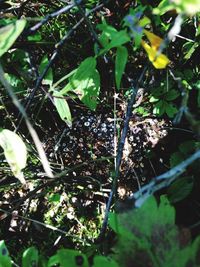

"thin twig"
[26,1,82,35]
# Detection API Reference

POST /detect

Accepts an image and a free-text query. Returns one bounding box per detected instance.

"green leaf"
[28,32,42,42]
[93,256,119,267]
[167,176,193,203]
[0,19,26,57]
[39,55,53,86]
[115,46,128,90]
[153,0,175,15]
[53,91,72,127]
[183,42,199,61]
[153,100,166,116]
[110,196,178,267]
[165,89,179,101]
[48,249,89,267]
[149,96,159,103]
[170,151,184,167]
[0,241,12,267]
[0,129,27,184]
[22,247,39,267]
[64,57,100,110]
[165,103,178,118]
[48,193,61,203]
[99,30,130,55]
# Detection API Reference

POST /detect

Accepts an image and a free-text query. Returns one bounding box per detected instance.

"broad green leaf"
[53,91,72,127]
[39,55,53,86]
[63,57,100,110]
[0,241,12,267]
[48,249,89,267]
[167,176,193,203]
[115,46,128,90]
[22,247,39,267]
[0,129,27,184]
[93,256,119,267]
[0,19,26,57]
[110,196,178,267]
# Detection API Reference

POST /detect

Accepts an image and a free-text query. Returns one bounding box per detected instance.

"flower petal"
[143,30,163,50]
[141,40,170,69]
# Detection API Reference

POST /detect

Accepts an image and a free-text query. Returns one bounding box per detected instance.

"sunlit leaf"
[0,19,26,57]
[22,247,39,267]
[64,57,100,110]
[0,129,27,184]
[115,46,128,90]
[53,91,72,127]
[0,241,12,267]
[48,249,89,267]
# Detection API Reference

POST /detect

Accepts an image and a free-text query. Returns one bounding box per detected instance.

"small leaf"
[22,247,39,267]
[167,176,193,203]
[0,19,26,57]
[0,129,27,184]
[149,96,159,102]
[53,91,72,127]
[0,240,12,267]
[115,46,128,90]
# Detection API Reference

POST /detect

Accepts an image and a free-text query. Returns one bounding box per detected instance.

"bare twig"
[26,1,82,34]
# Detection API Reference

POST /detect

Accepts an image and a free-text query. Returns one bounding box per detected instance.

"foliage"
[0,129,27,184]
[0,0,200,266]
[1,196,200,266]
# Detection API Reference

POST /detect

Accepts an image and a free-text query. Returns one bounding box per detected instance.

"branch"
[17,2,105,129]
[131,149,200,207]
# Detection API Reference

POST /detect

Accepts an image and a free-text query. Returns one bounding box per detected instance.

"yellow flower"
[141,30,170,69]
